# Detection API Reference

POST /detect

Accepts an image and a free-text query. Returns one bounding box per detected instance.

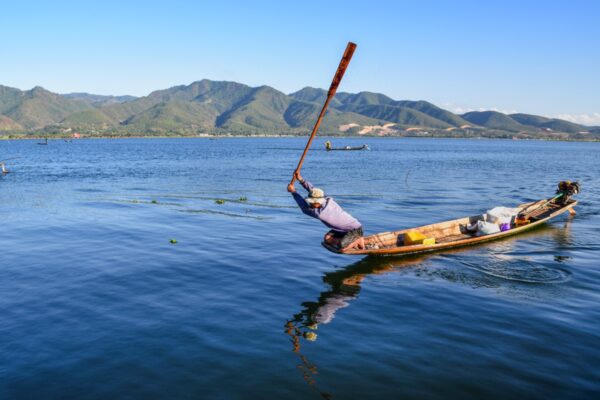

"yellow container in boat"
[404,231,435,246]
[422,238,436,245]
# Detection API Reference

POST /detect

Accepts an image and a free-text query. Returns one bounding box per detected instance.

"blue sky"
[1,0,599,124]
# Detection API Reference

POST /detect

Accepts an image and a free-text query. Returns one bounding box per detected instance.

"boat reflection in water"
[284,255,426,399]
[284,218,575,398]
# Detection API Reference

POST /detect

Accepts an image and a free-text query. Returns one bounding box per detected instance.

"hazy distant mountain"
[0,81,594,139]
[461,110,590,134]
[461,111,530,132]
[509,113,587,133]
[63,92,137,106]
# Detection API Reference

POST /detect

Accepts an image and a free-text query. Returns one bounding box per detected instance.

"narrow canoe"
[322,198,577,256]
[326,144,369,151]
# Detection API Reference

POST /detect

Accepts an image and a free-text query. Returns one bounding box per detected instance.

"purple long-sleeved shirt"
[291,179,362,232]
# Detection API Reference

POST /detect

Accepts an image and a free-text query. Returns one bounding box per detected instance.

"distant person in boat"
[287,172,363,249]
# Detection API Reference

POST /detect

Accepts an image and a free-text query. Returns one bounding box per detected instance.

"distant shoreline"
[1,134,599,142]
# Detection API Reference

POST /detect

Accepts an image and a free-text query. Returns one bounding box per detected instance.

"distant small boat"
[325,141,369,151]
[37,138,48,145]
[324,186,579,256]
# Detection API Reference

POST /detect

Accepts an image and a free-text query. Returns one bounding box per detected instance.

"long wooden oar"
[289,42,357,186]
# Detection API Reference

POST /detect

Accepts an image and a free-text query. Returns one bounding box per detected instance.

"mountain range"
[1,80,598,140]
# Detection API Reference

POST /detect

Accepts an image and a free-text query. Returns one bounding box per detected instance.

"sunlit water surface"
[1,138,599,399]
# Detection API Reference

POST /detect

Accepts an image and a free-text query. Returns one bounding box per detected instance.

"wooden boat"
[327,144,369,151]
[323,197,577,256]
[325,142,369,151]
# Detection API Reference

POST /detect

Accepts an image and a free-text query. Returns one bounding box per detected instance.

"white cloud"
[441,103,600,126]
[554,113,600,126]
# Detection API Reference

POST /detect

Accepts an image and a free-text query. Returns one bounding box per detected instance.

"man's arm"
[288,179,318,217]
[295,172,314,192]
[292,192,319,218]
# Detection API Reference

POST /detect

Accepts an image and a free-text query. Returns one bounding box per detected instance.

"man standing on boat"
[288,172,363,249]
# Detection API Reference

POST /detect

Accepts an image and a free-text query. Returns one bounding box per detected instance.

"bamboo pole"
[289,42,357,185]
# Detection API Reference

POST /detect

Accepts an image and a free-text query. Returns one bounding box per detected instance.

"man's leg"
[340,228,364,249]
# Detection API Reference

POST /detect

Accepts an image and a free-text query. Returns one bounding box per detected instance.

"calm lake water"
[1,137,599,399]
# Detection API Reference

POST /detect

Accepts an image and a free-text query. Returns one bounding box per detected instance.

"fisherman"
[287,172,363,249]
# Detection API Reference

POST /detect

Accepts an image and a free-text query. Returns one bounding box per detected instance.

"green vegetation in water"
[179,208,271,220]
[215,199,226,205]
[110,199,184,207]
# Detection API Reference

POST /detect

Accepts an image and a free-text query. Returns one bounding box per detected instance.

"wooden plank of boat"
[322,198,577,256]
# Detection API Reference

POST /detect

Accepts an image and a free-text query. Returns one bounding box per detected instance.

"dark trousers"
[328,227,363,248]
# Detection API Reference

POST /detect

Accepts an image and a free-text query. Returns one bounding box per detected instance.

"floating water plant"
[215,199,226,205]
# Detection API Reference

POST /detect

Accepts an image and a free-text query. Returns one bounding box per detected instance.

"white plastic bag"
[486,207,519,225]
[476,220,500,236]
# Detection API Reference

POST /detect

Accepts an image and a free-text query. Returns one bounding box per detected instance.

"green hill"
[61,108,118,128]
[339,103,452,128]
[215,86,291,130]
[0,115,23,131]
[395,100,471,127]
[0,81,595,139]
[0,85,93,129]
[288,87,346,108]
[0,85,25,114]
[283,100,383,130]
[509,113,587,133]
[342,91,395,106]
[461,111,530,132]
[122,101,219,132]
